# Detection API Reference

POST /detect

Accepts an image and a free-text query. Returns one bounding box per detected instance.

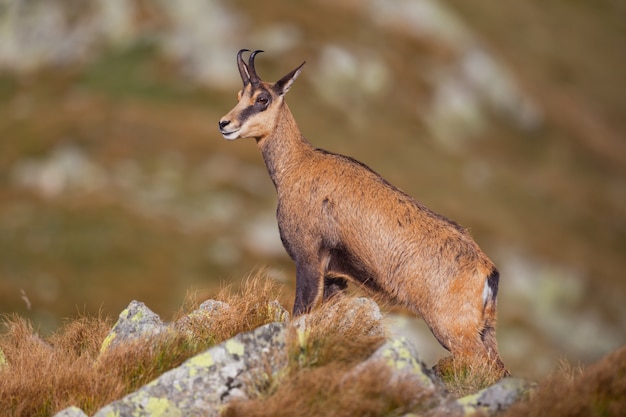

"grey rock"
[365,337,441,394]
[93,322,287,417]
[351,337,446,414]
[198,299,230,313]
[267,299,290,322]
[174,299,230,336]
[52,406,88,417]
[424,377,532,416]
[100,300,170,353]
[453,377,532,414]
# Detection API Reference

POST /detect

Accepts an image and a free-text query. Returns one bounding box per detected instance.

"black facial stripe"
[238,104,259,124]
[237,87,272,123]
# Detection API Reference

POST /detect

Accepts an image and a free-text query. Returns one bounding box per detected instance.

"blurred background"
[0,0,624,379]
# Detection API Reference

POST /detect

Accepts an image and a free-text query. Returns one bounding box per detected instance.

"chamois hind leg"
[429,270,508,377]
[293,260,325,316]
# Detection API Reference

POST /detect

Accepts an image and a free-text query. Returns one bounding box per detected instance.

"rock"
[52,406,88,417]
[198,299,230,313]
[350,337,445,414]
[100,300,170,354]
[266,300,290,322]
[93,322,287,417]
[174,299,230,336]
[366,337,440,394]
[426,377,532,416]
[453,377,532,415]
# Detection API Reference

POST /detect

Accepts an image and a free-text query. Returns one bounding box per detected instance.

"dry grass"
[0,313,118,416]
[224,296,434,417]
[174,271,288,344]
[0,273,288,417]
[3,272,624,417]
[435,355,507,398]
[0,313,210,416]
[224,361,432,417]
[504,345,626,417]
[287,295,387,369]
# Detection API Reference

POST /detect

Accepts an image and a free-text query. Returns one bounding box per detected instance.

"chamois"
[218,49,507,374]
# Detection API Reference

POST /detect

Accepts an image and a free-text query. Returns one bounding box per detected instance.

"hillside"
[0,0,624,380]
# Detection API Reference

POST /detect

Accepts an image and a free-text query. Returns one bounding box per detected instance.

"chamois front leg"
[293,260,325,316]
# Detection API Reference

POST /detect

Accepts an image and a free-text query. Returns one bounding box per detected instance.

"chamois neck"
[257,103,314,189]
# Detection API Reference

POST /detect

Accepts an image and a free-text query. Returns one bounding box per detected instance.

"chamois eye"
[256,95,269,105]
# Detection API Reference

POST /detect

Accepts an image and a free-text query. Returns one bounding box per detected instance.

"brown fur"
[219,50,507,375]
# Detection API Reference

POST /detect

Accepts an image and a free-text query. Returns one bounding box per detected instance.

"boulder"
[452,377,532,415]
[93,322,286,417]
[418,377,533,416]
[365,337,440,394]
[100,300,170,354]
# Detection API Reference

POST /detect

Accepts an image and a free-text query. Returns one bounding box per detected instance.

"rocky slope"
[52,297,531,417]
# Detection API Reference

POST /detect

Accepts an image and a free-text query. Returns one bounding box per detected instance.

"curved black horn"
[248,50,264,85]
[237,49,251,86]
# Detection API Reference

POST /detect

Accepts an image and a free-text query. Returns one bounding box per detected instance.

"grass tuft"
[224,361,431,417]
[435,355,505,398]
[224,296,403,417]
[0,313,116,416]
[175,270,288,345]
[504,345,626,417]
[287,295,386,369]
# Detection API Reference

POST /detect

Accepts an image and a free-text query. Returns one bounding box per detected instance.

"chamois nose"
[218,119,230,130]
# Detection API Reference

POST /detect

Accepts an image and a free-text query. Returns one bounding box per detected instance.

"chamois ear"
[273,61,305,96]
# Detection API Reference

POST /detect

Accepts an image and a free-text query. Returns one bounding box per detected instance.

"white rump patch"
[482,279,492,308]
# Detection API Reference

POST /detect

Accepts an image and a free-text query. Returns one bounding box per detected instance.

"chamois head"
[218,49,305,141]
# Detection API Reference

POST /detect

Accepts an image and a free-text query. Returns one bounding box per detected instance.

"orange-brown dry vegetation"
[223,294,430,417]
[1,275,625,417]
[0,275,286,417]
[505,346,626,417]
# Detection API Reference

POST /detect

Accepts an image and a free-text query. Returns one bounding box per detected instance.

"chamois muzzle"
[218,118,239,140]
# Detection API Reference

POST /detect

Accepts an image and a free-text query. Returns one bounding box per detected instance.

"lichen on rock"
[369,337,440,392]
[93,322,287,417]
[51,406,88,417]
[453,377,533,415]
[100,300,170,354]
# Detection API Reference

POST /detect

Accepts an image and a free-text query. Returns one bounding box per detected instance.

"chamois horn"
[248,49,264,85]
[237,49,251,86]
